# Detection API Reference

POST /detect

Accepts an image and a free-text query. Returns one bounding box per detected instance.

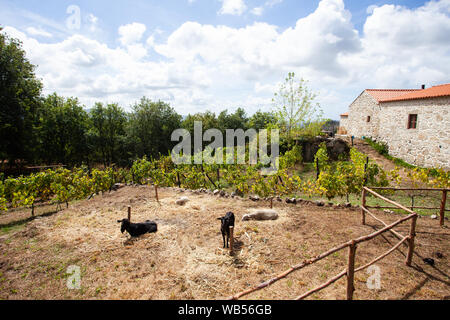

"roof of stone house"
[365,89,420,102]
[340,113,348,117]
[378,83,450,102]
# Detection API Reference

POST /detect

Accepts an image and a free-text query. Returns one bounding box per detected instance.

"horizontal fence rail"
[229,187,420,300]
[364,187,449,227]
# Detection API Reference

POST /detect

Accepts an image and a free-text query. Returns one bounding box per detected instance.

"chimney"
[421,84,425,89]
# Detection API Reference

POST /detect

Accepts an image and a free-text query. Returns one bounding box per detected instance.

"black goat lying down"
[117,218,157,237]
[218,212,235,248]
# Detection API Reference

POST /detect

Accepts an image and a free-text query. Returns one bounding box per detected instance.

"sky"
[1,0,449,120]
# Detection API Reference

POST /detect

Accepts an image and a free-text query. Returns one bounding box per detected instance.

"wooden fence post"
[440,190,447,227]
[361,188,366,225]
[363,157,369,186]
[217,168,220,188]
[346,240,357,300]
[31,202,35,217]
[229,226,234,255]
[405,215,418,266]
[155,185,159,202]
[270,197,273,209]
[177,172,181,188]
[127,206,131,221]
[316,158,320,180]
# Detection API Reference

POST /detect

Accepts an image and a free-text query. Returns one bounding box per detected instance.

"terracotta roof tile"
[379,83,450,102]
[340,113,348,117]
[366,89,420,103]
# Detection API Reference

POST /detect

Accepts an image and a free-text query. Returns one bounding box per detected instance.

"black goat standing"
[218,212,235,248]
[117,218,157,237]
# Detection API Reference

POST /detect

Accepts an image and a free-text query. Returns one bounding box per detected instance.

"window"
[408,114,417,129]
[367,116,371,122]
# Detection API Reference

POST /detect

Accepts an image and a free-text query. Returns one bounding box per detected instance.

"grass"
[287,158,447,218]
[0,223,25,236]
[363,137,443,175]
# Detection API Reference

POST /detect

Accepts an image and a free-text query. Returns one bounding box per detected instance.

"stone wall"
[342,91,380,138]
[338,92,449,169]
[377,97,450,170]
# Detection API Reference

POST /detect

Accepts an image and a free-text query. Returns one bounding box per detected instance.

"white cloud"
[340,0,450,88]
[265,0,283,8]
[2,0,450,119]
[157,0,360,78]
[218,0,247,16]
[251,7,264,16]
[251,0,283,16]
[366,5,377,14]
[25,26,52,38]
[118,22,146,46]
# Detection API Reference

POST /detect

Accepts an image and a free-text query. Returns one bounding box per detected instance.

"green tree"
[181,110,219,134]
[272,72,324,141]
[39,93,90,166]
[128,97,182,159]
[0,28,43,164]
[89,102,127,166]
[217,107,248,132]
[247,110,277,130]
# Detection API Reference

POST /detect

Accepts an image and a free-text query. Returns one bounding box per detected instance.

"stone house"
[338,84,450,170]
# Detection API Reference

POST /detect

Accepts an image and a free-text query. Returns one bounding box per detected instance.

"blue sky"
[1,0,449,119]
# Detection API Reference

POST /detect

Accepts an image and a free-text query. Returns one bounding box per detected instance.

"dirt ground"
[0,186,449,300]
[341,136,398,173]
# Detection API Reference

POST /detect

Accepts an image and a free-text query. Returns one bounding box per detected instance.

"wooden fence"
[363,187,448,227]
[228,187,419,300]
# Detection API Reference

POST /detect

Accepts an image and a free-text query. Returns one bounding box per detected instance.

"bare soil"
[0,186,448,300]
[343,136,398,172]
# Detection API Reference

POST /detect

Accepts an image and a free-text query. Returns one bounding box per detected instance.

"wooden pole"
[155,185,159,202]
[229,241,351,300]
[177,172,181,188]
[355,237,408,273]
[270,197,273,209]
[217,168,220,188]
[360,206,407,240]
[440,190,447,227]
[346,240,357,300]
[31,202,34,217]
[363,187,417,215]
[296,270,347,300]
[365,205,448,211]
[127,206,131,221]
[405,214,417,266]
[361,188,366,225]
[316,158,320,180]
[229,226,234,255]
[369,187,450,192]
[363,157,368,186]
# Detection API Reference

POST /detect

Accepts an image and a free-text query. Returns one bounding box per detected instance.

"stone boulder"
[175,197,190,205]
[296,137,350,162]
